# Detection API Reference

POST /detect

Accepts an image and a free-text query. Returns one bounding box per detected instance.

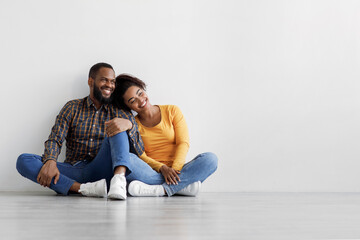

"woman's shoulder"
[159,105,181,111]
[159,106,185,123]
[159,105,182,115]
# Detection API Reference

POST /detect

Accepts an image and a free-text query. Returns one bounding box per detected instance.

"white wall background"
[1,0,359,192]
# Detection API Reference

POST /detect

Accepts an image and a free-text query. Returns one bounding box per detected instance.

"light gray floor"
[1,192,360,239]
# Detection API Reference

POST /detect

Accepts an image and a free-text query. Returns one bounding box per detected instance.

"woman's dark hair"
[113,74,147,111]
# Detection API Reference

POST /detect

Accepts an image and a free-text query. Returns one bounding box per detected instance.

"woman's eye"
[139,92,143,96]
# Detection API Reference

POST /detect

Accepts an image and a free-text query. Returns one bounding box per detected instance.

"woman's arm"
[140,152,180,185]
[140,151,164,172]
[171,106,190,171]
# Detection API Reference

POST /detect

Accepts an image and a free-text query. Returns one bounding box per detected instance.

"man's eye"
[139,92,143,96]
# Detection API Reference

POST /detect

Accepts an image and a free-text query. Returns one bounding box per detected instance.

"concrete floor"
[1,192,360,239]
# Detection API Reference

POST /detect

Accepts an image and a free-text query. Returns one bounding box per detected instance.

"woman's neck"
[137,104,161,128]
[138,104,158,120]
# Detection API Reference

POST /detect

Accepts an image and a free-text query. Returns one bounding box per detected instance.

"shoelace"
[112,179,126,190]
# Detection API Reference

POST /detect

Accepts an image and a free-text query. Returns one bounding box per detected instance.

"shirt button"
[95,111,98,114]
[88,152,91,155]
[93,125,95,127]
[90,139,93,141]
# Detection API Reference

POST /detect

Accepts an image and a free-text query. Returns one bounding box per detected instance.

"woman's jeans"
[16,132,218,196]
[126,152,218,196]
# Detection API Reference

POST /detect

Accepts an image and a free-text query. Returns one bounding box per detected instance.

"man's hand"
[105,118,133,137]
[160,165,181,185]
[37,160,60,187]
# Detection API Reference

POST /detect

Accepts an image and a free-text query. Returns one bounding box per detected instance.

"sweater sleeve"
[170,106,190,171]
[140,152,165,172]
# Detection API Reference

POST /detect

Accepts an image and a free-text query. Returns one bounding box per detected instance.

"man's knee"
[16,153,40,176]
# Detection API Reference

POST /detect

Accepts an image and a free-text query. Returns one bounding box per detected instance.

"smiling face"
[123,86,150,113]
[88,67,116,105]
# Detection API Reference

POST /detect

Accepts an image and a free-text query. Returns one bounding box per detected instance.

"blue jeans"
[16,132,132,195]
[126,152,218,196]
[17,132,218,196]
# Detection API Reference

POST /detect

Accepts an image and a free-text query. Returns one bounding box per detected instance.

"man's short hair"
[88,62,114,79]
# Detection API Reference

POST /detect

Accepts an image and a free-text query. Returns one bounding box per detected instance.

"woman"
[113,74,218,197]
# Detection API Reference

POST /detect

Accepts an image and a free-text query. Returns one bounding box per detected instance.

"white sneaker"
[128,181,166,197]
[176,181,201,196]
[78,179,107,198]
[108,174,127,200]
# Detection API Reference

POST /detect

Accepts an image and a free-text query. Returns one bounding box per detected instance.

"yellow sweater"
[137,105,190,172]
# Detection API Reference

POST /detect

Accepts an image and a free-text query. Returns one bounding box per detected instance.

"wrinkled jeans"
[16,132,218,196]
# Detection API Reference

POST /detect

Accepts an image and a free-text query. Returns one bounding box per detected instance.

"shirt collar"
[86,96,93,108]
[86,96,110,112]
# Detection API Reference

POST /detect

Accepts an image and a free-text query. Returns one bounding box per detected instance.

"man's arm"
[107,110,144,156]
[38,101,73,187]
[105,118,132,137]
[138,151,180,185]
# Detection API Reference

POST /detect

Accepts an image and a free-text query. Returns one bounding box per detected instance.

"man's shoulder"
[110,104,133,119]
[63,97,86,108]
[59,97,87,115]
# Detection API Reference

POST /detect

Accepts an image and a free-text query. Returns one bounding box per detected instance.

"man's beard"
[93,84,113,104]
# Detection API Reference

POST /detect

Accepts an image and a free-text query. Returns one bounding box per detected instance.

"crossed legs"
[16,132,131,197]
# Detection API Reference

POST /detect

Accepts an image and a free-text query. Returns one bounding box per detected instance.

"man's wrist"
[43,159,56,164]
[128,120,133,131]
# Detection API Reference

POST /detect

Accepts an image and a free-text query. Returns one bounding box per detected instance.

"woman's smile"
[140,100,147,108]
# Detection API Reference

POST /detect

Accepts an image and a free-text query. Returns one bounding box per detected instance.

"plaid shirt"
[42,96,144,165]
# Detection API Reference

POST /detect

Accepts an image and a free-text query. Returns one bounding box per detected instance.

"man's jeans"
[16,132,218,196]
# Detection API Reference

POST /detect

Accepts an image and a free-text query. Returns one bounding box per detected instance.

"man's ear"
[88,77,93,87]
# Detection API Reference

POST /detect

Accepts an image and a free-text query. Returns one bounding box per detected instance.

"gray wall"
[1,0,360,192]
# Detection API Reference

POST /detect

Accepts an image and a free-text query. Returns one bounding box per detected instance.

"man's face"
[90,67,116,104]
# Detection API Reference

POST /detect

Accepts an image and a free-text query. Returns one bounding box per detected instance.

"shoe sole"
[100,180,107,198]
[128,181,138,196]
[108,193,127,200]
[176,181,201,197]
[128,180,165,197]
[90,179,107,198]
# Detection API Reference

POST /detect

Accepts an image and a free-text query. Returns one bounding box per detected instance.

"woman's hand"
[160,165,181,185]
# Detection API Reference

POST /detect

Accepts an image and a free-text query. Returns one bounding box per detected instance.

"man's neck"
[89,95,102,110]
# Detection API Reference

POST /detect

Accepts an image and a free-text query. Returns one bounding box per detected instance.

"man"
[16,63,144,200]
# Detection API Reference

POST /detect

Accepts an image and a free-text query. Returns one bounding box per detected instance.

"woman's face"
[123,86,150,112]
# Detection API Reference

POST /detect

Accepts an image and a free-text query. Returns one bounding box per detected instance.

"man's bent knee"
[16,153,41,176]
